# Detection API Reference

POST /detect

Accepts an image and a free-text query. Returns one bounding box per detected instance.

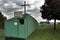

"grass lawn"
[0,29,4,38]
[0,23,60,40]
[27,23,60,40]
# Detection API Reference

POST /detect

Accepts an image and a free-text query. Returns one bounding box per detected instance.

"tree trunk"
[54,19,56,30]
[47,19,49,23]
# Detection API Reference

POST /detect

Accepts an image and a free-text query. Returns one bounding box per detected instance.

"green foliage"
[0,12,6,29]
[40,0,60,20]
[0,31,4,37]
[0,12,4,21]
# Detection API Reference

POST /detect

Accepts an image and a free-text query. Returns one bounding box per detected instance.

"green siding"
[27,14,39,37]
[5,18,18,37]
[18,25,25,38]
[17,18,25,38]
[4,14,39,38]
[23,15,28,38]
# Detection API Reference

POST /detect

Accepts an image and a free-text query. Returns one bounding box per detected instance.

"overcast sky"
[0,0,60,23]
[0,0,45,22]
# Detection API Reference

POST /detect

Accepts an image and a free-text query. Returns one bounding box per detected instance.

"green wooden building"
[4,13,38,40]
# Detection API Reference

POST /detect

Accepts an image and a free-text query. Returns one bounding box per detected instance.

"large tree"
[0,12,6,29]
[40,0,60,30]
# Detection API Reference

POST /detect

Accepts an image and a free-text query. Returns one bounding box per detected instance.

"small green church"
[5,12,39,40]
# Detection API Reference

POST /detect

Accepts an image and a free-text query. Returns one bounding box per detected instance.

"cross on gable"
[21,1,29,14]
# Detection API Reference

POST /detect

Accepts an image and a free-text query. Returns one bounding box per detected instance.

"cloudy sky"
[0,0,60,23]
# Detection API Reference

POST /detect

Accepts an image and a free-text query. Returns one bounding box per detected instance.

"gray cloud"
[0,0,45,22]
[27,8,40,13]
[0,0,24,16]
[0,0,23,11]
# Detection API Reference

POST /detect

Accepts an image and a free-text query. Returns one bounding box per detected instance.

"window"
[14,22,17,25]
[19,19,24,25]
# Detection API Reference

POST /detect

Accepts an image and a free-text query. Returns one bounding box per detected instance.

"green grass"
[27,24,60,40]
[0,23,60,40]
[0,30,4,38]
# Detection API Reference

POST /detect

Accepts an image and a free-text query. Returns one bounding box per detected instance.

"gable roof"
[6,13,38,23]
